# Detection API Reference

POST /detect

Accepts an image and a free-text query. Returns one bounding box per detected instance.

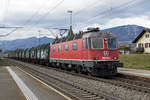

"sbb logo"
[103,51,109,56]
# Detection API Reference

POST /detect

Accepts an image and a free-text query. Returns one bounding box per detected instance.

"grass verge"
[120,54,150,70]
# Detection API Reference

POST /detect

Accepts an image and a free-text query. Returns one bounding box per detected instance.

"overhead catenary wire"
[84,0,139,24]
[21,0,65,39]
[0,0,23,37]
[73,0,141,30]
[2,0,64,37]
[0,0,65,39]
[62,0,104,29]
[46,28,68,38]
[23,0,51,26]
[24,0,65,41]
[27,0,65,29]
[3,0,10,26]
[1,0,144,39]
[0,0,50,37]
[5,0,52,45]
[0,28,18,37]
[74,0,101,15]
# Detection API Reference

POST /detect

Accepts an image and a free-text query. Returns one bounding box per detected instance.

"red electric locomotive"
[50,28,122,76]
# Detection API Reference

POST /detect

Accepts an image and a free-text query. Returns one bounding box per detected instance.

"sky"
[0,0,150,40]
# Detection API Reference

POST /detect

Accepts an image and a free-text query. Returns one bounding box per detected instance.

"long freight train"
[5,28,122,76]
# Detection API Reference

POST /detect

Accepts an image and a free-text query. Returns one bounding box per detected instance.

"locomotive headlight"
[94,57,99,60]
[113,57,117,60]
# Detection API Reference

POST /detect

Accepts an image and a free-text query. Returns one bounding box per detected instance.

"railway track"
[115,73,150,86]
[113,75,150,92]
[68,70,150,93]
[39,62,150,93]
[52,68,150,94]
[7,59,150,100]
[7,59,120,100]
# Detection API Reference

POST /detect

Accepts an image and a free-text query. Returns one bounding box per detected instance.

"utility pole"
[67,10,73,27]
[38,30,41,45]
[67,10,73,37]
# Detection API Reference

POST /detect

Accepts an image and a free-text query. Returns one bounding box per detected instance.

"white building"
[132,28,150,53]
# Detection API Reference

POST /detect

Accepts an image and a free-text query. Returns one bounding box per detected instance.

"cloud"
[0,0,150,40]
[0,27,55,41]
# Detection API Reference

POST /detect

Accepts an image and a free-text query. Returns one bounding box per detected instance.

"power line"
[9,0,52,45]
[46,28,68,37]
[23,0,50,26]
[28,0,65,28]
[74,0,100,15]
[0,26,23,37]
[0,28,19,37]
[0,26,23,28]
[84,0,139,24]
[64,0,104,29]
[3,0,10,26]
[73,0,141,30]
[10,0,64,41]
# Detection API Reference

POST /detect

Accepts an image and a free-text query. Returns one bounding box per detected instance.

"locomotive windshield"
[92,38,104,49]
[107,38,117,49]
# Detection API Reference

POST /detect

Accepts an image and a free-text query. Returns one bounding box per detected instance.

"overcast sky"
[0,0,150,40]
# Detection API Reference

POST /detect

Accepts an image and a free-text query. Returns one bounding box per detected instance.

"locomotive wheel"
[52,63,57,68]
[60,63,65,70]
[87,67,95,76]
[88,72,92,76]
[48,63,51,67]
[76,66,82,73]
[73,65,78,73]
[71,65,78,73]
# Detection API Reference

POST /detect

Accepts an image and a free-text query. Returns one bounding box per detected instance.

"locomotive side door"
[81,39,86,60]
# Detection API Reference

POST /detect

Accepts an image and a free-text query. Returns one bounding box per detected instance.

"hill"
[102,25,145,42]
[0,25,147,51]
[0,37,54,51]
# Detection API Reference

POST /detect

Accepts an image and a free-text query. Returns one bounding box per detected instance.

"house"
[132,28,150,53]
[118,42,132,54]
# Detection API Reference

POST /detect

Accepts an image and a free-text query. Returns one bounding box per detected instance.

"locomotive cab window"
[92,38,103,49]
[72,42,77,50]
[82,40,85,48]
[58,45,62,51]
[53,46,56,52]
[107,38,117,49]
[86,38,91,49]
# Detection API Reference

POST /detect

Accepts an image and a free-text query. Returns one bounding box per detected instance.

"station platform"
[0,66,72,100]
[0,67,26,100]
[118,67,150,78]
